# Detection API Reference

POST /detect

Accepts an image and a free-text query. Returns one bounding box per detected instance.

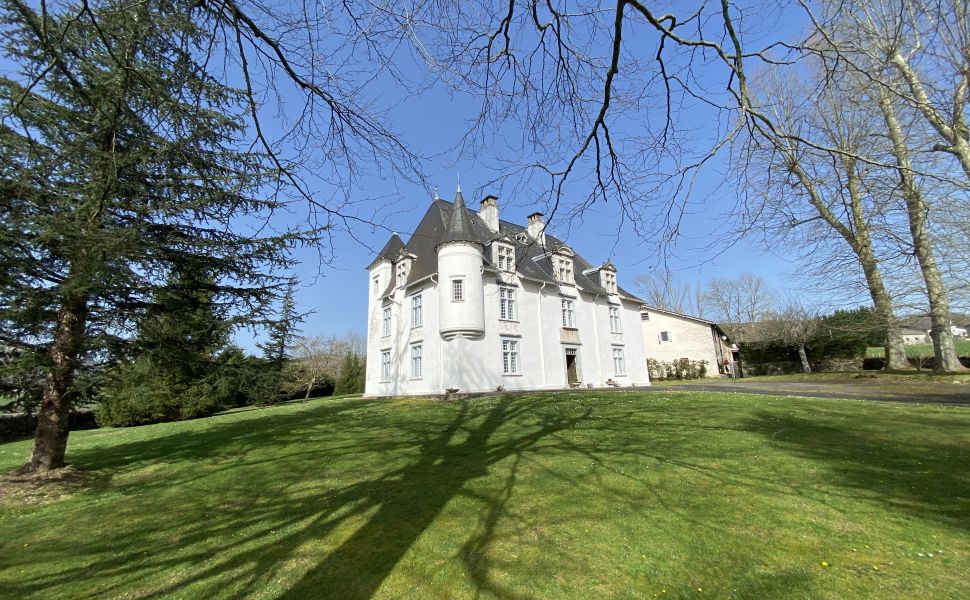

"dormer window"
[395,259,410,287]
[602,271,617,294]
[557,257,573,284]
[495,244,515,271]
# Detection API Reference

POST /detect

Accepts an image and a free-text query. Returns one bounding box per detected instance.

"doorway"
[565,348,579,386]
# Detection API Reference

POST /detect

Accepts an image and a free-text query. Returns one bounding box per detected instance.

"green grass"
[1,392,969,599]
[866,340,970,358]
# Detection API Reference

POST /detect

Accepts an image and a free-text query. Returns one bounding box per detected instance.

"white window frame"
[499,286,516,321]
[603,271,617,294]
[373,276,380,296]
[502,338,520,375]
[452,278,464,302]
[380,350,391,381]
[612,347,626,376]
[557,257,573,284]
[411,293,423,328]
[496,244,515,271]
[396,260,408,286]
[659,330,672,343]
[561,298,576,328]
[410,344,423,379]
[609,306,621,333]
[382,307,391,337]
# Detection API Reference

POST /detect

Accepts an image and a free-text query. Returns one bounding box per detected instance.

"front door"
[565,349,579,385]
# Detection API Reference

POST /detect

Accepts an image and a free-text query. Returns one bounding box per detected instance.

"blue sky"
[0,0,819,353]
[236,83,794,352]
[229,2,824,353]
[225,2,833,353]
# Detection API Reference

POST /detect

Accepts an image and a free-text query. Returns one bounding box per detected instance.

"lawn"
[866,340,970,358]
[1,392,968,599]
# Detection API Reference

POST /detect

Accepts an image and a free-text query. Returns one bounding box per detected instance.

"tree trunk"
[21,293,88,473]
[842,162,910,371]
[878,88,965,372]
[303,378,314,402]
[797,345,812,373]
[858,254,909,370]
[787,149,910,371]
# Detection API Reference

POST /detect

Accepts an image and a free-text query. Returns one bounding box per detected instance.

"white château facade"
[364,188,650,397]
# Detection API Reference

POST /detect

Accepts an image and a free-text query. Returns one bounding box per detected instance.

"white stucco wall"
[437,242,486,336]
[640,310,721,376]
[365,267,651,397]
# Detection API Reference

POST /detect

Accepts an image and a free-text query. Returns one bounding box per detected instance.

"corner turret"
[436,188,485,339]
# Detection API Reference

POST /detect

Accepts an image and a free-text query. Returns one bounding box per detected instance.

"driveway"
[647,377,970,406]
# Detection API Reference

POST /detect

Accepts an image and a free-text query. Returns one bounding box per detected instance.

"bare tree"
[703,273,776,341]
[762,297,822,373]
[283,333,364,401]
[739,64,911,369]
[804,0,970,184]
[635,272,705,317]
[389,1,808,250]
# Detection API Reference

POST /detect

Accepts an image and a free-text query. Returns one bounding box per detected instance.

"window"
[382,307,391,336]
[659,330,672,343]
[381,350,391,381]
[641,311,650,321]
[557,257,573,283]
[373,276,380,296]
[612,347,626,375]
[502,338,520,375]
[496,245,515,271]
[411,293,423,327]
[609,306,621,333]
[452,279,464,302]
[396,260,409,286]
[602,271,617,294]
[561,298,575,328]
[499,287,516,321]
[411,344,423,378]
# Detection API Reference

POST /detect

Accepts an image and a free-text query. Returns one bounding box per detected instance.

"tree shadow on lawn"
[4,395,602,600]
[739,411,970,532]
[11,395,899,600]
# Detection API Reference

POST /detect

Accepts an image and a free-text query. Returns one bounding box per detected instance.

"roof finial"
[457,173,461,193]
[433,185,440,200]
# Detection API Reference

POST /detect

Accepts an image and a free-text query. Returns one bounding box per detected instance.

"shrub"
[97,356,237,427]
[647,359,709,380]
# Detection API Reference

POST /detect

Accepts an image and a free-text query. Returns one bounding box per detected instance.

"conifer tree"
[259,280,303,368]
[0,0,300,472]
[334,352,365,396]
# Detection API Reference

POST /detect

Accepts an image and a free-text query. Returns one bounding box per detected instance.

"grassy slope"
[866,340,970,358]
[1,392,968,599]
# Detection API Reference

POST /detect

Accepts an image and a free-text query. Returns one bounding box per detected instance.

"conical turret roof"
[439,188,482,246]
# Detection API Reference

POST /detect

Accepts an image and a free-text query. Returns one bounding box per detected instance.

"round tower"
[437,188,485,339]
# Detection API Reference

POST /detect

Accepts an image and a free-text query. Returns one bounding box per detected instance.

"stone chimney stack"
[527,212,545,245]
[479,195,499,233]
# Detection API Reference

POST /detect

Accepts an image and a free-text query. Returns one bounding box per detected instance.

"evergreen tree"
[96,263,237,426]
[137,263,232,382]
[333,352,365,396]
[0,0,301,472]
[259,280,303,368]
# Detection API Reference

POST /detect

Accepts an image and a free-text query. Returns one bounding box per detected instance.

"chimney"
[479,195,499,233]
[527,212,545,244]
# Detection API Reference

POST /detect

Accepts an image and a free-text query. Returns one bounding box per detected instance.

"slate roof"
[439,190,480,246]
[367,233,404,269]
[372,193,643,303]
